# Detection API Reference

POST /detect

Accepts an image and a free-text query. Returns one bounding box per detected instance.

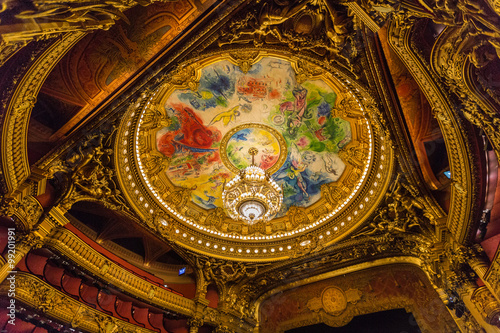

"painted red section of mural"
[158,104,222,157]
[258,264,457,333]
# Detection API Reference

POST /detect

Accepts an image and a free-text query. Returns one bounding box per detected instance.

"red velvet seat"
[116,299,144,326]
[97,291,117,316]
[149,312,169,333]
[80,284,99,308]
[133,306,158,331]
[61,273,82,298]
[25,252,48,276]
[43,264,64,288]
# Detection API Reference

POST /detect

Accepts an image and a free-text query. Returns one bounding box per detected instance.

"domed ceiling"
[116,51,393,261]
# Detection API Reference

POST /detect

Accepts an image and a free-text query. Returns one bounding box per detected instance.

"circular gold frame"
[114,49,394,261]
[219,123,288,175]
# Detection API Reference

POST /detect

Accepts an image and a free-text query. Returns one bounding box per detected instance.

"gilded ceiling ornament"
[141,102,172,131]
[63,145,125,210]
[205,207,226,228]
[169,63,200,91]
[354,173,434,238]
[164,187,192,211]
[216,0,359,72]
[294,59,324,84]
[140,151,171,178]
[228,51,260,73]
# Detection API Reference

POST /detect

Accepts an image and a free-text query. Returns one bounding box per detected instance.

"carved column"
[454,278,500,332]
[471,287,500,329]
[188,316,204,333]
[0,204,66,283]
[188,296,210,333]
[0,195,44,232]
[0,229,43,283]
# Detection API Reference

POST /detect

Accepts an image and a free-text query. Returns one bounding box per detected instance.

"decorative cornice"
[430,26,500,166]
[361,26,445,222]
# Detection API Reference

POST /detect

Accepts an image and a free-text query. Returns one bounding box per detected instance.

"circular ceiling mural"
[155,57,350,215]
[117,51,393,261]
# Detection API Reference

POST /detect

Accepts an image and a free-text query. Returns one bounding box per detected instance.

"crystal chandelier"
[222,147,282,224]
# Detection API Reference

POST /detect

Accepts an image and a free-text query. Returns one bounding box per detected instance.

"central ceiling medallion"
[222,147,283,224]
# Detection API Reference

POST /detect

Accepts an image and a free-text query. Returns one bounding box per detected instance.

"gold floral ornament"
[222,148,282,224]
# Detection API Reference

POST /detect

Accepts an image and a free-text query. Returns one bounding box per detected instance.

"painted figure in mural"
[158,105,219,156]
[209,105,241,126]
[194,190,218,209]
[279,86,308,135]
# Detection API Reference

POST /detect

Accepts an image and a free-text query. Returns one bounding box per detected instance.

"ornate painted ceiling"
[1,0,500,331]
[118,51,389,260]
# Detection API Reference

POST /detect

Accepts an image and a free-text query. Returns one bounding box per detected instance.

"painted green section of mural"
[156,58,351,214]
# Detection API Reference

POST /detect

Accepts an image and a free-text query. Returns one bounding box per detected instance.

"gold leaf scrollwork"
[155,214,174,239]
[58,126,128,211]
[286,206,309,229]
[94,312,119,333]
[294,59,323,84]
[164,186,192,211]
[140,101,171,131]
[229,51,260,73]
[30,281,64,312]
[169,63,199,91]
[216,0,358,71]
[355,174,434,238]
[205,207,226,228]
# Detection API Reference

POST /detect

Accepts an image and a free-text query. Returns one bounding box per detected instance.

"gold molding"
[387,22,478,244]
[1,32,85,195]
[431,26,500,161]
